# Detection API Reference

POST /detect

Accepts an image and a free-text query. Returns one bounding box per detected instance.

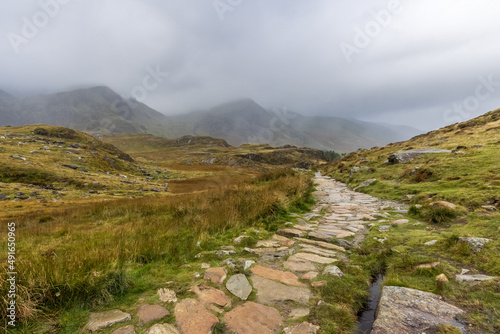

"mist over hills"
[0,86,422,152]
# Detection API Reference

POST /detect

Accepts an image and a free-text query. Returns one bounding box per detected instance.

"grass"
[0,168,314,332]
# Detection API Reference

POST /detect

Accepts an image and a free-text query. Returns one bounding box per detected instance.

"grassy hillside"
[322,108,500,332]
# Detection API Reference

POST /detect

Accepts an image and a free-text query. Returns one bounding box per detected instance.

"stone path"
[84,175,451,334]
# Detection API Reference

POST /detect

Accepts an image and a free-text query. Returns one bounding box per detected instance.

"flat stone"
[293,225,315,231]
[292,253,337,264]
[251,275,311,304]
[301,271,319,280]
[86,310,131,332]
[137,305,170,325]
[272,234,295,247]
[289,308,310,319]
[416,262,441,269]
[378,225,391,232]
[204,267,227,285]
[424,240,438,246]
[190,284,231,307]
[307,231,335,243]
[157,288,177,303]
[294,237,345,251]
[284,322,320,334]
[256,240,280,248]
[112,325,136,334]
[283,256,316,272]
[146,324,179,334]
[201,263,210,269]
[393,219,409,224]
[251,265,305,286]
[311,281,327,288]
[458,237,492,252]
[223,301,283,334]
[322,265,344,278]
[226,274,252,300]
[456,274,496,283]
[299,246,337,258]
[174,299,218,334]
[277,228,304,238]
[371,286,465,334]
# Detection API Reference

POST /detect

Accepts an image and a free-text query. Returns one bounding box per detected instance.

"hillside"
[0,87,421,152]
[323,108,500,209]
[102,133,328,170]
[321,108,500,332]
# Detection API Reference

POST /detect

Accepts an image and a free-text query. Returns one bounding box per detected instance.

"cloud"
[1,0,499,130]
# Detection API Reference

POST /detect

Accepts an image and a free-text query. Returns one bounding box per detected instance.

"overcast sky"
[1,0,500,130]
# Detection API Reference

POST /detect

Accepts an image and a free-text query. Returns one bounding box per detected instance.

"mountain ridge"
[0,86,422,152]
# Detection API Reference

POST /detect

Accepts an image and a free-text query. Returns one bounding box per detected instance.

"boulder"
[226,274,252,300]
[85,310,131,332]
[458,237,492,252]
[322,265,344,278]
[371,286,465,334]
[137,305,170,325]
[174,299,218,334]
[223,301,283,334]
[251,275,311,304]
[388,149,451,164]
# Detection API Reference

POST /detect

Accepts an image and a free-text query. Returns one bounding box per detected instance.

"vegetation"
[322,108,500,333]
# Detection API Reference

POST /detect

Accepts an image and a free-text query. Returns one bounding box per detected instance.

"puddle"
[357,274,384,334]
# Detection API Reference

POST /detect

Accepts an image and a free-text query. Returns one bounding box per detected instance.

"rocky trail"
[84,175,472,334]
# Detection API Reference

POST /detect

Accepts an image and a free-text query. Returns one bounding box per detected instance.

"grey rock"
[388,149,451,164]
[85,310,131,332]
[233,235,249,244]
[378,225,391,232]
[456,274,495,283]
[289,308,310,319]
[308,231,335,243]
[371,286,464,334]
[424,240,438,246]
[322,265,344,278]
[458,237,492,252]
[354,179,377,190]
[277,228,304,238]
[243,260,256,271]
[221,258,237,268]
[146,324,180,334]
[226,274,252,300]
[350,166,369,177]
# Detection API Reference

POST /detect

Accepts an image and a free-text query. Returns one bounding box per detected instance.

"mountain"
[0,87,422,152]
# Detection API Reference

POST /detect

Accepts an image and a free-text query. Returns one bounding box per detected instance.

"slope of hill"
[0,87,422,152]
[323,108,500,209]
